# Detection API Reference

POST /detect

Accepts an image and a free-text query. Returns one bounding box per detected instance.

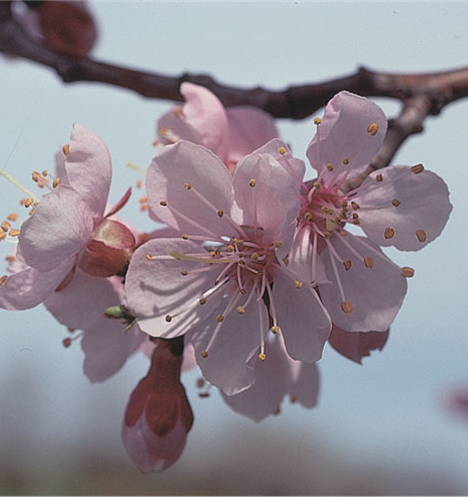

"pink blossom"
[125,140,332,395]
[157,82,279,172]
[122,338,194,473]
[0,124,135,311]
[287,91,452,333]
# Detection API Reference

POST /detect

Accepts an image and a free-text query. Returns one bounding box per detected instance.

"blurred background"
[1,2,468,495]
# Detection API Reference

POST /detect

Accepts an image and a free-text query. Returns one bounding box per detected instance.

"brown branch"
[2,2,468,170]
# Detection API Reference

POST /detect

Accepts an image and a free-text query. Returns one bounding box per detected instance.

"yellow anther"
[182,234,189,240]
[62,337,72,348]
[0,232,6,242]
[304,212,312,220]
[258,353,267,361]
[237,306,246,314]
[411,163,424,174]
[376,173,383,182]
[152,140,159,147]
[384,227,395,239]
[278,146,287,155]
[67,327,75,333]
[31,171,41,183]
[0,275,7,286]
[180,270,188,276]
[341,301,353,314]
[140,204,148,212]
[249,179,257,188]
[283,256,290,265]
[52,178,61,188]
[323,230,331,238]
[342,158,350,165]
[313,181,321,189]
[239,288,247,295]
[184,183,192,190]
[9,229,20,237]
[294,280,303,289]
[367,122,379,136]
[236,239,244,247]
[401,266,415,278]
[352,219,361,225]
[7,213,18,222]
[392,198,401,207]
[314,117,322,125]
[216,314,225,322]
[351,201,360,210]
[271,326,279,334]
[173,107,182,115]
[343,259,352,271]
[139,196,148,204]
[217,210,224,218]
[341,201,348,208]
[165,315,173,322]
[136,179,143,189]
[159,201,168,206]
[199,298,207,305]
[1,221,10,232]
[227,245,235,252]
[62,143,70,156]
[364,256,374,269]
[274,240,282,248]
[352,213,359,220]
[201,350,209,358]
[415,229,427,242]
[326,163,334,172]
[250,253,259,262]
[146,254,153,261]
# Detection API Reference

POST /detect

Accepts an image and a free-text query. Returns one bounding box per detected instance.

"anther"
[42,170,48,177]
[9,229,20,237]
[250,253,259,262]
[384,227,395,239]
[0,275,7,286]
[342,158,350,165]
[1,221,10,232]
[237,306,245,314]
[351,201,360,210]
[239,289,247,295]
[217,210,224,217]
[62,143,70,156]
[376,174,383,182]
[0,232,6,242]
[304,212,312,220]
[271,326,279,334]
[146,254,153,261]
[274,240,282,248]
[24,199,33,208]
[201,350,209,358]
[199,298,207,305]
[352,219,361,225]
[139,196,148,204]
[62,337,72,348]
[401,267,415,278]
[278,146,287,155]
[258,353,267,361]
[180,270,188,276]
[136,179,143,189]
[314,117,322,125]
[283,256,289,265]
[216,314,225,322]
[249,179,257,188]
[341,201,348,208]
[411,163,424,174]
[67,327,75,332]
[52,178,61,188]
[352,213,359,220]
[392,198,401,207]
[165,315,173,322]
[7,213,18,222]
[367,122,379,136]
[364,256,374,268]
[159,201,168,206]
[31,171,41,183]
[324,230,331,238]
[182,234,189,240]
[341,301,353,314]
[326,163,334,172]
[415,229,427,242]
[343,259,352,271]
[313,181,321,189]
[184,183,192,190]
[294,280,303,289]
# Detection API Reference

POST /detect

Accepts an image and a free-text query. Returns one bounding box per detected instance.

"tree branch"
[2,2,468,171]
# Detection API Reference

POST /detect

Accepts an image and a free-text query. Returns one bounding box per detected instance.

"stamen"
[1,221,10,232]
[401,266,415,278]
[415,229,427,242]
[392,198,401,207]
[367,123,379,136]
[7,213,18,222]
[258,353,267,361]
[165,315,172,322]
[126,162,147,175]
[341,301,353,313]
[342,158,350,165]
[384,227,395,239]
[52,178,61,188]
[62,143,70,156]
[0,169,39,203]
[411,163,424,174]
[278,147,287,155]
[0,275,7,286]
[294,280,303,289]
[9,229,20,237]
[249,179,257,188]
[326,163,334,172]
[0,232,7,242]
[375,174,383,182]
[343,259,352,271]
[364,256,374,268]
[237,306,245,314]
[271,326,280,334]
[314,117,322,125]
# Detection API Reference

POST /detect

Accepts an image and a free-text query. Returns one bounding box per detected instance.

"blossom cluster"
[0,83,452,472]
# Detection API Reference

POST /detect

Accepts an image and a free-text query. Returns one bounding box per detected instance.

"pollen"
[364,256,374,268]
[0,275,7,286]
[52,178,61,188]
[9,229,20,237]
[217,209,224,217]
[283,256,290,265]
[159,201,168,206]
[326,163,334,171]
[367,122,379,136]
[258,353,267,361]
[250,253,259,262]
[184,183,192,190]
[278,146,287,155]
[304,211,312,220]
[411,163,424,174]
[376,173,383,182]
[199,297,207,305]
[314,117,322,125]
[165,315,173,322]
[201,350,209,358]
[146,254,153,261]
[342,158,350,165]
[274,240,282,248]
[182,234,189,240]
[62,337,72,348]
[271,326,279,334]
[401,266,415,278]
[7,213,18,222]
[313,181,321,189]
[384,227,395,239]
[62,143,70,156]
[1,221,10,232]
[227,245,235,252]
[351,201,360,210]
[180,270,188,276]
[416,229,427,242]
[216,314,225,322]
[249,179,257,188]
[341,301,353,314]
[343,259,352,271]
[392,198,401,207]
[294,280,303,289]
[237,306,246,314]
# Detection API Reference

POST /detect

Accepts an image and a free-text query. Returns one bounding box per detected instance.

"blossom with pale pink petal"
[122,338,194,473]
[157,82,280,172]
[125,140,332,395]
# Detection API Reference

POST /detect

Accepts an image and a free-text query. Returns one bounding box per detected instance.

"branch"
[2,3,468,170]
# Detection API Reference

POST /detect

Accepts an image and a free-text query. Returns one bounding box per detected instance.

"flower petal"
[306,91,387,178]
[146,141,233,235]
[356,165,452,251]
[271,267,331,363]
[319,234,407,332]
[19,186,93,272]
[284,357,320,408]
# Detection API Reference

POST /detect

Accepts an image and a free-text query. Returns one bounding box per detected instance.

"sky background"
[1,2,468,495]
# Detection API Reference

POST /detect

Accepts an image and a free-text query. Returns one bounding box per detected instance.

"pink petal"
[146,141,233,235]
[356,165,452,251]
[271,267,331,363]
[319,234,407,332]
[226,107,280,164]
[19,185,94,272]
[104,187,132,218]
[328,325,389,364]
[232,152,300,242]
[64,123,112,218]
[306,91,387,178]
[0,259,74,310]
[221,340,286,422]
[284,356,320,408]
